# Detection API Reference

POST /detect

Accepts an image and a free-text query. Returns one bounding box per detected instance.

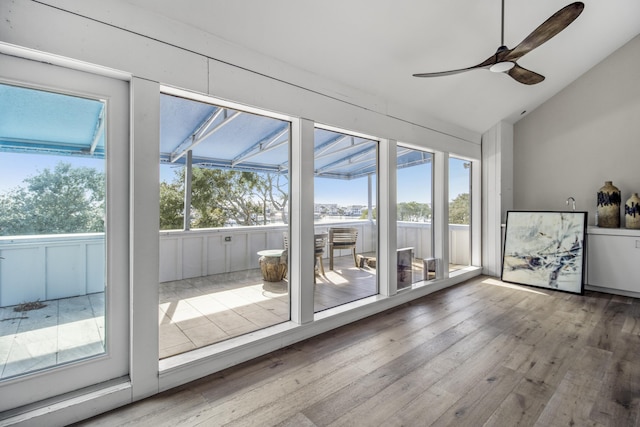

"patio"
[159,254,380,358]
[0,293,105,379]
[0,255,380,378]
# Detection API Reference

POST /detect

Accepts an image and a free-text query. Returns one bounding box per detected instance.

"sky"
[0,152,104,193]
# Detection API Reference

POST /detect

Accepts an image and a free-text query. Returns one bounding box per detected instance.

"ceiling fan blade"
[412,54,498,78]
[507,64,545,85]
[505,2,584,62]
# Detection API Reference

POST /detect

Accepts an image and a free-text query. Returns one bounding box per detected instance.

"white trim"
[314,122,381,142]
[434,152,449,279]
[379,139,397,296]
[160,84,294,123]
[289,118,315,324]
[0,42,131,82]
[471,158,482,267]
[0,379,131,427]
[129,77,161,400]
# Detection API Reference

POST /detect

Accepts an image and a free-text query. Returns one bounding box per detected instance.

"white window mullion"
[434,151,449,279]
[289,118,315,324]
[130,77,160,399]
[378,138,396,296]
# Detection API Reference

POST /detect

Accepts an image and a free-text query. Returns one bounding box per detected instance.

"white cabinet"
[586,227,640,296]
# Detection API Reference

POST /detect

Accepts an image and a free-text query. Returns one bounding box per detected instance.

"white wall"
[513,34,640,224]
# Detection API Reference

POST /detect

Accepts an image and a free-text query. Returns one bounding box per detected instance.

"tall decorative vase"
[625,193,640,229]
[597,181,621,228]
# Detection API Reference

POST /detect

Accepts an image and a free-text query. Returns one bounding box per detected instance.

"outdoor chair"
[328,227,358,270]
[314,233,327,278]
[283,232,327,282]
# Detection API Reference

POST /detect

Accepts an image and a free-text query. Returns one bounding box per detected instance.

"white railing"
[159,220,377,282]
[0,233,104,306]
[0,222,470,305]
[396,222,470,265]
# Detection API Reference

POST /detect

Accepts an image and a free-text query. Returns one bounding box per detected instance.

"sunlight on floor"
[482,277,551,296]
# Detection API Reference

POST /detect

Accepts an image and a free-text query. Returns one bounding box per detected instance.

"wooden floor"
[76,276,640,426]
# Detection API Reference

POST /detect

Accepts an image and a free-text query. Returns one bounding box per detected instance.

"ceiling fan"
[413,1,584,85]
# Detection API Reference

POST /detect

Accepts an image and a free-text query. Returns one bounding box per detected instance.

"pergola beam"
[88,106,104,155]
[314,134,349,157]
[315,146,376,174]
[170,109,241,163]
[231,125,289,167]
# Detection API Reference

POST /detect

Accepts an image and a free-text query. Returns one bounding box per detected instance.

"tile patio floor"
[158,255,379,358]
[0,255,452,377]
[0,293,104,379]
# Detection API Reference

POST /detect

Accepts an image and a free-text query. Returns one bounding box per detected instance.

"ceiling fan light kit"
[490,61,515,73]
[413,1,585,85]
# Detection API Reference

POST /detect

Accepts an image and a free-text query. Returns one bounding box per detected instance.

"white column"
[481,121,513,276]
[130,77,160,399]
[434,151,449,279]
[378,139,397,296]
[290,118,315,324]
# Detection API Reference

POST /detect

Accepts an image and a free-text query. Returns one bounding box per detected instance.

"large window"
[313,127,378,312]
[396,146,433,287]
[158,93,291,358]
[449,156,471,270]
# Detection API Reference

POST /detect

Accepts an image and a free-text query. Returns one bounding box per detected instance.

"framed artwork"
[501,211,587,294]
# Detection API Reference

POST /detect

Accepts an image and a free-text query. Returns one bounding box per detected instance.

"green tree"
[254,173,289,225]
[0,162,105,236]
[190,168,262,227]
[449,193,470,224]
[158,167,289,229]
[159,180,185,230]
[359,207,377,219]
[397,201,431,221]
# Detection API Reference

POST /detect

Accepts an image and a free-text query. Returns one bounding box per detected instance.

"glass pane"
[314,128,378,312]
[396,146,433,287]
[0,83,106,379]
[449,156,471,271]
[159,94,290,358]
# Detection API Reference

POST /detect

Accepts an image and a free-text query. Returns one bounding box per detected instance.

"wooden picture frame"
[501,211,587,295]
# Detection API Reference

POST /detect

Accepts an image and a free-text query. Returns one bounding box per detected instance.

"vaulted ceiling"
[122,0,640,134]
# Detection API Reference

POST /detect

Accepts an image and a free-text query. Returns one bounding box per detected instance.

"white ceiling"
[123,0,640,134]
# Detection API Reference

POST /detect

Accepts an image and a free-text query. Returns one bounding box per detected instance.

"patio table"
[257,249,287,282]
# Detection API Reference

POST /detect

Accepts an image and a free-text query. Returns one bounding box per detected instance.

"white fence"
[0,222,469,305]
[0,233,104,306]
[159,220,377,282]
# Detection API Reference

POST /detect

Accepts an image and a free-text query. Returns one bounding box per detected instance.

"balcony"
[0,221,469,377]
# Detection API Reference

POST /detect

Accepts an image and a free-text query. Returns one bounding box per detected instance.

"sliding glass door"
[0,54,129,411]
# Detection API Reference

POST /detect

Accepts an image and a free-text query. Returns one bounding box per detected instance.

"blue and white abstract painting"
[501,211,586,294]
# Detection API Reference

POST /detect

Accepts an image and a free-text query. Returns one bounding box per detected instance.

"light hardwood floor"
[76,275,640,426]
